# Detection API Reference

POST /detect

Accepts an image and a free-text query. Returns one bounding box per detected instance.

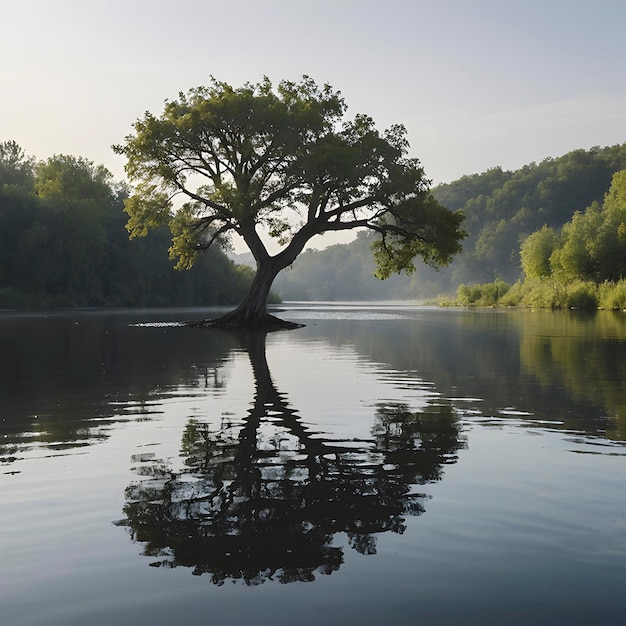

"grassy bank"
[448,277,626,311]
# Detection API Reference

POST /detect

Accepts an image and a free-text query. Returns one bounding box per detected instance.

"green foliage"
[549,204,603,280]
[564,281,599,309]
[371,193,465,278]
[273,231,429,301]
[521,278,568,309]
[115,76,464,285]
[456,279,510,306]
[431,144,626,286]
[520,225,558,278]
[521,170,626,284]
[0,140,35,188]
[598,280,626,310]
[453,167,626,312]
[281,143,626,304]
[495,281,525,307]
[0,142,257,309]
[454,277,601,311]
[268,144,626,303]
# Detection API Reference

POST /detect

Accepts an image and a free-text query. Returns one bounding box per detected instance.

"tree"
[33,155,120,300]
[546,171,626,283]
[520,225,558,279]
[428,143,626,287]
[0,140,35,188]
[593,169,626,280]
[514,169,626,288]
[114,76,465,327]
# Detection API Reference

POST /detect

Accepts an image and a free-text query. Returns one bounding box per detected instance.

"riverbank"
[439,277,626,311]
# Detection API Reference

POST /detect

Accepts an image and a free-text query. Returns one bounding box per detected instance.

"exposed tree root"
[185,312,304,330]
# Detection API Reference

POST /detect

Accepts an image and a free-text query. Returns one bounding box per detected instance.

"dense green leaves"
[115,76,349,254]
[534,170,626,282]
[520,225,558,279]
[0,142,254,309]
[431,144,626,285]
[273,144,626,302]
[450,170,626,310]
[114,76,464,324]
[0,140,34,188]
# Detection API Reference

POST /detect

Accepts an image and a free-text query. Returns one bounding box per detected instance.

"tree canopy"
[527,169,626,283]
[0,141,254,309]
[430,143,626,286]
[114,76,465,326]
[241,143,626,302]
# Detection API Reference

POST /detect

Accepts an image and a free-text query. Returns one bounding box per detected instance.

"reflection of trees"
[309,310,626,442]
[373,402,463,483]
[0,311,236,465]
[518,311,626,440]
[117,329,464,585]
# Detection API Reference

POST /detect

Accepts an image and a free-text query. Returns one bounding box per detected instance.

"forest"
[0,141,255,309]
[3,140,626,309]
[457,167,626,310]
[272,142,626,301]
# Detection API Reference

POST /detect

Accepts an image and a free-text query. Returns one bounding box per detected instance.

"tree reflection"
[117,329,465,585]
[314,309,626,442]
[518,311,626,440]
[0,311,238,466]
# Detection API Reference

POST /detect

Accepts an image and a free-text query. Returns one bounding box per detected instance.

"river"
[1,304,625,625]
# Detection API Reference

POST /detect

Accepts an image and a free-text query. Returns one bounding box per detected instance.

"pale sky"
[2,0,626,250]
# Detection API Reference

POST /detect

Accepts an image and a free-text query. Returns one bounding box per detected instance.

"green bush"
[497,281,525,306]
[457,279,510,306]
[453,277,602,310]
[598,279,626,310]
[563,281,598,310]
[514,278,555,308]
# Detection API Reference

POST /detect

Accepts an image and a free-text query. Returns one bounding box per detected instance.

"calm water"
[1,304,625,625]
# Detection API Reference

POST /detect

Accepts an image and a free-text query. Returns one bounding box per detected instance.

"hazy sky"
[2,0,625,249]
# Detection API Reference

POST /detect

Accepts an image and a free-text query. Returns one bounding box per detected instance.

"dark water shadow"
[116,327,465,585]
[0,310,238,468]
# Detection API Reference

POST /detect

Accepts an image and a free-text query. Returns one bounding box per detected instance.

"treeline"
[5,139,625,308]
[456,169,626,310]
[273,143,626,301]
[273,231,428,301]
[433,142,626,285]
[0,141,254,309]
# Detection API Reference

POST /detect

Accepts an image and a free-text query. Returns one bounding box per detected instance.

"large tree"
[114,76,465,327]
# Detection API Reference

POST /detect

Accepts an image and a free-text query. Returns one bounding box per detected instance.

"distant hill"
[431,142,626,285]
[229,251,255,267]
[271,143,626,300]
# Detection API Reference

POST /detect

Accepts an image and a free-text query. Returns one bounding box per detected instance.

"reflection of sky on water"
[1,307,626,624]
[111,326,465,584]
[283,310,409,320]
[273,301,427,321]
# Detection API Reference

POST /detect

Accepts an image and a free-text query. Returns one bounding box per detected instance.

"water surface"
[1,305,625,625]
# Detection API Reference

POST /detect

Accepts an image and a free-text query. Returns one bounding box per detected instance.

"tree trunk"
[190,256,303,329]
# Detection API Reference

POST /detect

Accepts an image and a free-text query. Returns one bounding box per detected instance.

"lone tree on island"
[114,76,465,327]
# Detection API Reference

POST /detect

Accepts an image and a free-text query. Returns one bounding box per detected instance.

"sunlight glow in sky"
[2,0,625,251]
